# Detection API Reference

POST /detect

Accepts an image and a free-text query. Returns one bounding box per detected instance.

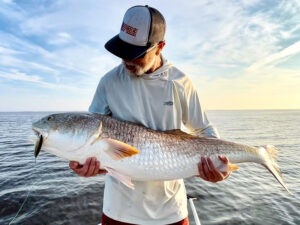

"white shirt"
[89,56,219,225]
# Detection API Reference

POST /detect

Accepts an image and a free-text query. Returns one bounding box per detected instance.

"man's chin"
[125,67,145,76]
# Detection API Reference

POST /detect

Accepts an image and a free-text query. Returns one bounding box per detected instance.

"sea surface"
[0,110,299,225]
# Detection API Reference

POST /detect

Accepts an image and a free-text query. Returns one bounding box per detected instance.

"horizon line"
[0,108,300,113]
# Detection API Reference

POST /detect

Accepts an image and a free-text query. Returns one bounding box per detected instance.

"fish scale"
[31,112,291,193]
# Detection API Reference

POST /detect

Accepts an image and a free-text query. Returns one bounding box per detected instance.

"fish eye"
[47,116,53,121]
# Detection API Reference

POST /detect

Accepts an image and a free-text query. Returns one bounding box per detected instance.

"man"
[70,5,230,225]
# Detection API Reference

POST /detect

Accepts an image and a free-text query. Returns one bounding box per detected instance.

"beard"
[123,56,156,76]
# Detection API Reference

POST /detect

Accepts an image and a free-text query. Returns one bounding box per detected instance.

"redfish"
[32,113,290,193]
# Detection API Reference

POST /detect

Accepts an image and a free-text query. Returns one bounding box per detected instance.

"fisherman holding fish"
[69,5,231,225]
[32,4,289,224]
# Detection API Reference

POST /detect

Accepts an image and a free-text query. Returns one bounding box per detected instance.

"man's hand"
[69,157,107,177]
[197,156,230,183]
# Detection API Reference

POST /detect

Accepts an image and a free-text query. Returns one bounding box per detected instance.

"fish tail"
[260,145,292,194]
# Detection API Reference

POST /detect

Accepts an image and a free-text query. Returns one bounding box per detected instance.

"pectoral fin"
[105,167,134,189]
[103,138,139,160]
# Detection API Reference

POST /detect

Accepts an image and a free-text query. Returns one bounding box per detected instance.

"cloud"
[48,32,72,45]
[0,0,299,110]
[164,0,300,68]
[0,0,25,21]
[1,0,13,3]
[18,0,125,40]
[0,46,21,54]
[0,30,119,87]
[0,70,41,82]
[0,54,59,74]
[0,70,78,90]
[247,41,300,71]
[0,31,51,57]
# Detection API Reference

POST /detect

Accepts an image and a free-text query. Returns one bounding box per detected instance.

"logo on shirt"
[164,101,173,106]
[121,22,138,37]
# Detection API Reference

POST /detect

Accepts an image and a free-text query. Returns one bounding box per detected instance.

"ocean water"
[0,110,299,225]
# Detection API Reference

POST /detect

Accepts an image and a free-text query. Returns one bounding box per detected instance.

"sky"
[0,0,299,111]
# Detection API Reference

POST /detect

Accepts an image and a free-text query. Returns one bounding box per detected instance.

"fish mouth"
[32,127,40,136]
[32,127,43,158]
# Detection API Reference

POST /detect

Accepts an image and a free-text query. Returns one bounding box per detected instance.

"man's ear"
[155,41,166,55]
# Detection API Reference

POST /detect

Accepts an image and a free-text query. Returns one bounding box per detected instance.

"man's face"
[122,46,157,76]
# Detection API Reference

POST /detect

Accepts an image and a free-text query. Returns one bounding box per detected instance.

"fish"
[31,112,290,193]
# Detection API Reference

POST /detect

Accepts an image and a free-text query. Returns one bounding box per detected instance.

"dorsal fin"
[164,129,196,139]
[164,129,187,135]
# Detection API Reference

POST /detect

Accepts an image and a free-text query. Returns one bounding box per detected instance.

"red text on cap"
[121,22,138,37]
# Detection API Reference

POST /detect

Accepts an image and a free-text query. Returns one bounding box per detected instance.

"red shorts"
[101,213,189,225]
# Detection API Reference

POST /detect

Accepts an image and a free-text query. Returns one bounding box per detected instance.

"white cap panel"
[119,7,151,46]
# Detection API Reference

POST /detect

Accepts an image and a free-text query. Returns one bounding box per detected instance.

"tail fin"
[260,145,292,195]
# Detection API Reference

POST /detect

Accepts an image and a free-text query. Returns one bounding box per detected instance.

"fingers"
[94,160,100,175]
[197,160,205,181]
[85,157,97,177]
[218,156,231,177]
[198,157,215,182]
[207,157,224,182]
[202,157,215,181]
[69,157,102,177]
[79,157,98,177]
[76,157,91,176]
[97,162,107,174]
[198,156,230,183]
[69,161,79,170]
[218,155,229,163]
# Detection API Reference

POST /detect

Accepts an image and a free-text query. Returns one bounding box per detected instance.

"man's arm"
[179,77,230,182]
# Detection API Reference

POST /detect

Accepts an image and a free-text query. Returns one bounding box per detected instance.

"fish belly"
[101,144,201,181]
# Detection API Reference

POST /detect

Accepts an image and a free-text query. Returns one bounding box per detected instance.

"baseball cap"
[105,5,166,60]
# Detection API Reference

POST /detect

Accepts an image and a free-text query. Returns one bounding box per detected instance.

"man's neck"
[146,55,163,74]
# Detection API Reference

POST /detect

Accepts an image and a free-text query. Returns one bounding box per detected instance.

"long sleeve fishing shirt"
[89,56,219,225]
